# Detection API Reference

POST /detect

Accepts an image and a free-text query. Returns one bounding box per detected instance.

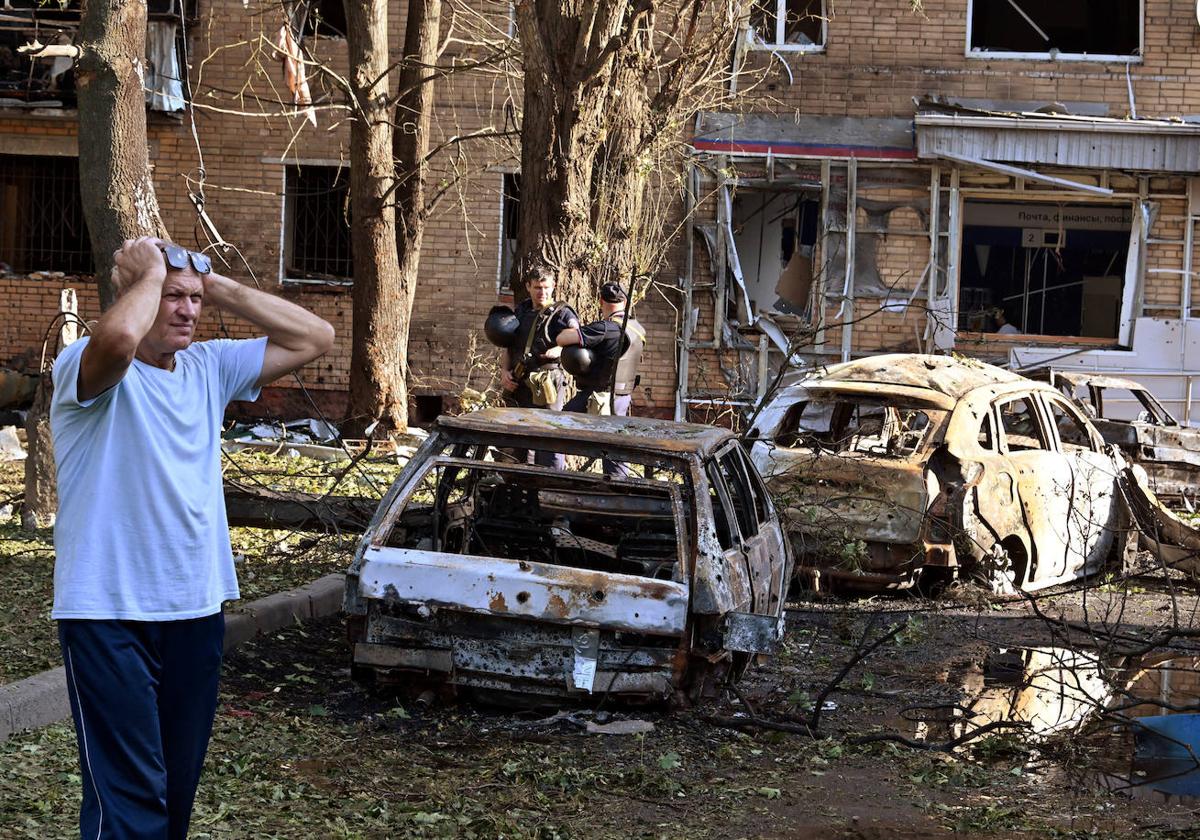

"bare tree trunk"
[513,2,742,317]
[76,0,168,310]
[344,0,405,437]
[392,0,440,423]
[344,0,440,437]
[514,3,604,309]
[514,1,652,312]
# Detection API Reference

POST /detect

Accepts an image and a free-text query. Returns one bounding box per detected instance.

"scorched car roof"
[438,407,735,458]
[817,354,1026,400]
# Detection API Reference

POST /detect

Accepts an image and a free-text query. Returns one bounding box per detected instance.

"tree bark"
[76,0,168,311]
[514,2,615,310]
[514,1,663,314]
[513,2,740,315]
[392,0,440,424]
[344,0,405,436]
[344,0,440,438]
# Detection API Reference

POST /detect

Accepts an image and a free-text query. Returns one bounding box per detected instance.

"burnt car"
[344,408,792,704]
[1038,370,1200,504]
[748,354,1135,594]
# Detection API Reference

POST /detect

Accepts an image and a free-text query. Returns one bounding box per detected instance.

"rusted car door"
[995,395,1073,584]
[729,444,789,613]
[1040,394,1119,574]
[703,457,754,611]
[706,444,776,614]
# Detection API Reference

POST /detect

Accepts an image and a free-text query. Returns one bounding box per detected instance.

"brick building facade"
[3,1,1200,425]
[683,0,1200,423]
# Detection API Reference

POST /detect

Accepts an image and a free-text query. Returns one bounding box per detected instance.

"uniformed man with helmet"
[483,265,579,467]
[556,281,645,474]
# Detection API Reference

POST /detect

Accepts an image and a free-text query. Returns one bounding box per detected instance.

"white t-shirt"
[49,335,268,620]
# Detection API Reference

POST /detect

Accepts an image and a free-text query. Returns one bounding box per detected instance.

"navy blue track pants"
[58,613,224,840]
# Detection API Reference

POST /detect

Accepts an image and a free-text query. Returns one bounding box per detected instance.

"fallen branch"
[699,712,815,737]
[809,618,907,731]
[847,719,1032,752]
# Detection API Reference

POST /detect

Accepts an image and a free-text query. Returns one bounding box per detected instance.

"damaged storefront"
[679,103,1200,425]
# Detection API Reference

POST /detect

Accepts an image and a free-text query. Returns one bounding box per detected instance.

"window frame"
[704,459,742,551]
[0,151,93,275]
[1041,393,1101,453]
[745,0,827,54]
[965,0,1144,64]
[278,160,354,287]
[996,394,1053,454]
[714,446,759,540]
[734,443,774,526]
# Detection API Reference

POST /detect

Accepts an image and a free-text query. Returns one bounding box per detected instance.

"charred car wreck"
[749,355,1137,594]
[1040,370,1200,504]
[344,408,792,703]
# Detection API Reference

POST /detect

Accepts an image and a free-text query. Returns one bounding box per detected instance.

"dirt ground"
[4,566,1197,838]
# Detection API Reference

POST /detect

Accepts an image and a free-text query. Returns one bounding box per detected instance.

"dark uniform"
[506,297,578,467]
[564,312,645,476]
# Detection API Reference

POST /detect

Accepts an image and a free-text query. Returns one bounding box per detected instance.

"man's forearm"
[556,328,582,347]
[92,273,165,353]
[204,273,328,350]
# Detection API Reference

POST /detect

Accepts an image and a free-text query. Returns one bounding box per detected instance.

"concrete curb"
[0,573,346,744]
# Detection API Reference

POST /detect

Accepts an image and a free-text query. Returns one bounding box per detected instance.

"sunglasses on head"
[161,245,212,275]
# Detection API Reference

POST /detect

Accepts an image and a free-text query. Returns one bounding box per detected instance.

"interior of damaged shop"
[679,112,1200,427]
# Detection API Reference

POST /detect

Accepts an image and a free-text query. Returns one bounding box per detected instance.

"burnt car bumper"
[350,546,690,699]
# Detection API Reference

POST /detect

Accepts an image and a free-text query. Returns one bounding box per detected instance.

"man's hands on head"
[111,237,168,296]
[81,237,177,401]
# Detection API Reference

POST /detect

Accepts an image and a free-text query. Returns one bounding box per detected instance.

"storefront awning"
[917,112,1200,174]
[692,113,916,161]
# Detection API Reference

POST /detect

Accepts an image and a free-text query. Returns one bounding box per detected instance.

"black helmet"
[484,305,520,348]
[561,345,594,377]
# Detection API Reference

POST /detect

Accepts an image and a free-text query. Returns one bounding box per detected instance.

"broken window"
[978,414,996,451]
[706,465,740,550]
[0,1,191,111]
[959,201,1130,339]
[383,455,687,581]
[968,0,1141,60]
[301,0,347,38]
[998,398,1048,452]
[282,164,353,282]
[772,398,937,458]
[748,0,826,50]
[0,154,92,275]
[715,450,758,539]
[1096,386,1164,424]
[731,188,819,315]
[499,173,520,293]
[734,445,773,525]
[1045,398,1093,451]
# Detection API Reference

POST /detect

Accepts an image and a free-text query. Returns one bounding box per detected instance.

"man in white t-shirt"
[50,236,334,839]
